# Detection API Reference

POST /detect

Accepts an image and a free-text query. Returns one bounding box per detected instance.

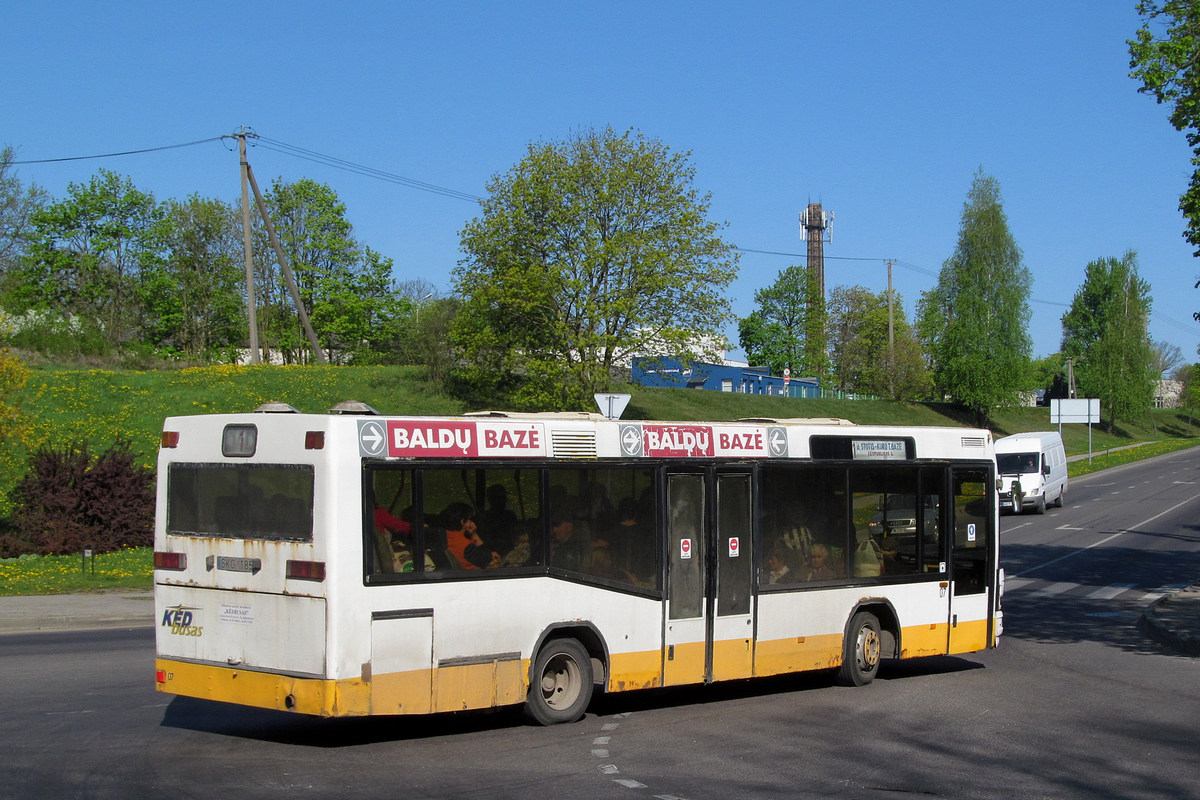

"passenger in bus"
[478,484,519,555]
[500,524,533,568]
[607,497,654,581]
[441,503,502,570]
[765,541,794,584]
[374,505,412,540]
[804,543,837,581]
[550,516,589,571]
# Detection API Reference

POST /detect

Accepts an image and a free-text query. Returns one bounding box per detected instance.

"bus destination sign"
[851,440,907,461]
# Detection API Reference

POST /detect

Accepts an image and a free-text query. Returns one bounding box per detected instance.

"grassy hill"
[2,362,1196,580]
[11,363,1197,472]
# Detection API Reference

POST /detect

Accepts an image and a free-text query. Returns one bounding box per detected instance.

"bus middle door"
[663,470,755,687]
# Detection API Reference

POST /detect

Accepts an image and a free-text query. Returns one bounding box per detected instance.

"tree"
[827,285,931,400]
[1130,4,1200,270]
[141,195,245,357]
[259,178,405,364]
[18,169,166,347]
[917,170,1032,425]
[1151,338,1184,377]
[1030,353,1068,402]
[1061,252,1157,431]
[738,265,826,378]
[0,146,47,282]
[454,127,738,410]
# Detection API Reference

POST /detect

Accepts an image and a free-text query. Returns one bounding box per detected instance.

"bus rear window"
[167,463,315,542]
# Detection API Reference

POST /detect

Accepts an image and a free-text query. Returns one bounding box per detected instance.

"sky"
[4,1,1199,367]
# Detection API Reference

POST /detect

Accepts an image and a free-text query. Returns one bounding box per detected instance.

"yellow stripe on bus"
[608,649,662,691]
[155,658,370,717]
[948,618,991,653]
[432,658,527,714]
[898,622,949,658]
[755,633,843,675]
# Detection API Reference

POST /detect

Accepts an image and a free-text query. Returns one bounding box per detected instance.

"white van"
[995,431,1068,514]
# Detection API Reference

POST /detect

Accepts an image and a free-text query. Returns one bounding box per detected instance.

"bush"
[7,440,154,556]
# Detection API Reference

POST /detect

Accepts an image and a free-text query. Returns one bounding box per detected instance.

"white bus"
[153,404,1002,724]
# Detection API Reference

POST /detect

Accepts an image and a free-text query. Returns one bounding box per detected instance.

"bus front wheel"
[837,611,881,687]
[525,638,593,725]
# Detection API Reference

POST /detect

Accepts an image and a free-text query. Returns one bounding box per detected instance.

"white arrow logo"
[620,425,643,456]
[359,421,386,455]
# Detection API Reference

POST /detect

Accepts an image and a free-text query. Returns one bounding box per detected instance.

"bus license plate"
[216,556,262,574]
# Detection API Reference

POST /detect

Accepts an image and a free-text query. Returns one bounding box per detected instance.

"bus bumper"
[155,658,371,717]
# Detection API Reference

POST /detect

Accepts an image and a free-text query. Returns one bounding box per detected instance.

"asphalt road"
[2,448,1199,799]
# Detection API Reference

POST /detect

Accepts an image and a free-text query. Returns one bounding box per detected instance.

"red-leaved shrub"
[10,440,154,555]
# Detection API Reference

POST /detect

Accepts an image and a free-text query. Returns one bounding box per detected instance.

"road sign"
[594,393,632,420]
[1050,398,1099,424]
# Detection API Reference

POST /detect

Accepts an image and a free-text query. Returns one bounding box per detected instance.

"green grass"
[1067,438,1200,478]
[0,547,153,596]
[1,363,1196,595]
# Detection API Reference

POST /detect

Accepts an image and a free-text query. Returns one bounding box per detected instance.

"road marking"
[1141,584,1188,603]
[1031,581,1077,597]
[1088,583,1136,600]
[1013,493,1200,577]
[1004,578,1033,593]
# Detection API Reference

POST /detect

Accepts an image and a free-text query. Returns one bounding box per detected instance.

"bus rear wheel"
[525,638,593,725]
[837,611,881,687]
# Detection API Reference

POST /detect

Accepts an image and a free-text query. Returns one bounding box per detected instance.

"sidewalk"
[0,585,1197,656]
[0,589,154,634]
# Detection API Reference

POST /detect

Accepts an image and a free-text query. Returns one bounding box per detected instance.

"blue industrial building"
[632,356,822,399]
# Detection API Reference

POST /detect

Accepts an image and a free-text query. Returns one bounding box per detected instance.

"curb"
[1139,589,1200,657]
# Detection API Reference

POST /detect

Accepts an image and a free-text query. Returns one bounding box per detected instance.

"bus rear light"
[155,670,167,684]
[305,431,325,450]
[286,560,326,581]
[154,551,187,571]
[160,431,180,448]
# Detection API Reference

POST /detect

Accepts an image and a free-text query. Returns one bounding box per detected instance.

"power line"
[739,249,1199,338]
[12,134,1200,340]
[251,135,482,203]
[10,137,227,164]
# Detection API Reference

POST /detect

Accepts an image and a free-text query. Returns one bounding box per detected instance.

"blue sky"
[5,1,1199,365]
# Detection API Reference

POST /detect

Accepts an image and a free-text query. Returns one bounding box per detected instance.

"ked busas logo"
[161,605,204,637]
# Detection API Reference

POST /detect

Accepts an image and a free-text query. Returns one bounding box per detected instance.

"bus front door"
[948,466,994,654]
[664,471,755,687]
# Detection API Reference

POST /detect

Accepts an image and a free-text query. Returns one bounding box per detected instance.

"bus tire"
[837,611,881,687]
[525,638,593,725]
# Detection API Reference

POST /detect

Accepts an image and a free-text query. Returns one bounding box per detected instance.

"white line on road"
[1088,583,1136,600]
[1013,493,1200,578]
[1031,582,1077,597]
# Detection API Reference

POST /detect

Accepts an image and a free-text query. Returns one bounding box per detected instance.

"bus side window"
[760,464,847,585]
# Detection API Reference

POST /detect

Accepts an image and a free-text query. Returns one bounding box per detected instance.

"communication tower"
[799,203,833,298]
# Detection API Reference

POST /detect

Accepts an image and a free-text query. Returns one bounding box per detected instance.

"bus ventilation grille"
[551,431,598,458]
[960,436,987,449]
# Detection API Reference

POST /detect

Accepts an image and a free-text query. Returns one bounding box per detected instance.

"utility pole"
[886,259,895,397]
[236,128,260,364]
[233,128,327,364]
